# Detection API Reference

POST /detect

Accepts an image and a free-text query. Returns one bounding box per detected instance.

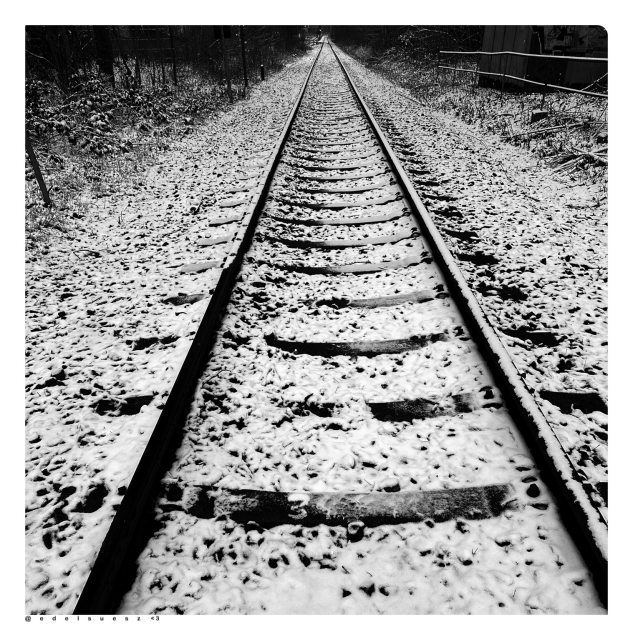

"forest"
[25,25,606,243]
[25,26,307,235]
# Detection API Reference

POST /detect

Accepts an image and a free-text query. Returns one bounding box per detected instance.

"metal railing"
[441,49,608,63]
[438,50,608,99]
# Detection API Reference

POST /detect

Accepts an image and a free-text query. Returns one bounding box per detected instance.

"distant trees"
[331,26,484,59]
[25,26,307,93]
[36,26,76,90]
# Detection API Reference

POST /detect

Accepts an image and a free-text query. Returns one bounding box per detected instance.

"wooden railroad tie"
[158,485,517,527]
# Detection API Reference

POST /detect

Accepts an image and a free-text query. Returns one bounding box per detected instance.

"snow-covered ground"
[25,49,319,615]
[25,40,607,615]
[116,47,605,615]
[335,46,608,514]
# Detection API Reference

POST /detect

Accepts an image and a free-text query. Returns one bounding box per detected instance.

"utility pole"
[240,26,248,89]
[220,27,233,103]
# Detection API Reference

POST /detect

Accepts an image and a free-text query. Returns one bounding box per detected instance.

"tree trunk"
[240,25,248,89]
[131,30,142,87]
[159,28,166,84]
[114,26,132,90]
[220,28,233,102]
[146,26,156,88]
[44,26,72,91]
[93,26,115,85]
[59,26,74,82]
[168,26,178,86]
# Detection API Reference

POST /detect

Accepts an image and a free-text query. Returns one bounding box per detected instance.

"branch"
[571,145,608,165]
[26,48,55,68]
[80,36,95,54]
[512,123,583,139]
[580,72,608,93]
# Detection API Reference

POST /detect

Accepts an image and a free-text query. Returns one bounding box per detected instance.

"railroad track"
[74,40,607,614]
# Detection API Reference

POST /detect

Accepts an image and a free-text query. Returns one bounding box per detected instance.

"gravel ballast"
[25,49,319,615]
[335,46,608,516]
[25,41,607,615]
[115,46,605,615]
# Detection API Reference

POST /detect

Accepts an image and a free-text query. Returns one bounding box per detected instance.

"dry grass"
[25,148,150,251]
[25,137,164,250]
[344,46,607,186]
[25,67,255,249]
[24,42,311,251]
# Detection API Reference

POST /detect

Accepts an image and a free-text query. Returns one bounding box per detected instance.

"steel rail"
[72,41,325,615]
[328,39,608,607]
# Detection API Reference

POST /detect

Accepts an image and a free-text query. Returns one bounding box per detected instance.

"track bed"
[78,43,606,615]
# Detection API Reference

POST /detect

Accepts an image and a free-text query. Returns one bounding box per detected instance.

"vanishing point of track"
[74,40,607,614]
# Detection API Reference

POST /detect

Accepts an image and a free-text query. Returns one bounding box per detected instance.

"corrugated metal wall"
[479,25,607,90]
[480,26,531,88]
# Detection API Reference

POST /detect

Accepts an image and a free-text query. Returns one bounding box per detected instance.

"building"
[479,25,607,90]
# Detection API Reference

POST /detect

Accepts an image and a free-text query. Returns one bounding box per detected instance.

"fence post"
[501,52,509,101]
[472,52,479,94]
[452,54,457,87]
[25,128,51,207]
[541,58,549,109]
[260,64,265,81]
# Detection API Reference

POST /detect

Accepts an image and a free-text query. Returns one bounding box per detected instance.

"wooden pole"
[240,26,248,90]
[25,128,51,207]
[541,58,549,109]
[499,25,508,98]
[220,28,233,102]
[168,26,178,86]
